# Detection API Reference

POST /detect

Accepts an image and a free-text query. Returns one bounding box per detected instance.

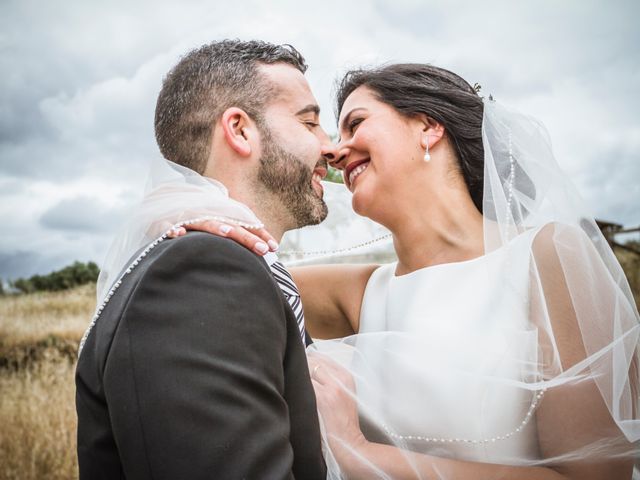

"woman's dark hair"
[336,64,485,212]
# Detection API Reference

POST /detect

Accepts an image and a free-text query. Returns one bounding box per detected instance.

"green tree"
[325,166,344,184]
[11,278,35,294]
[9,261,100,294]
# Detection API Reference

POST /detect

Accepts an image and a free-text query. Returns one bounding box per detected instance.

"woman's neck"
[389,190,484,276]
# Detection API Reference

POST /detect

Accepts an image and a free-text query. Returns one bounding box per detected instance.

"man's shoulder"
[160,230,255,255]
[100,231,279,323]
[148,231,268,274]
[84,232,282,365]
[98,231,278,305]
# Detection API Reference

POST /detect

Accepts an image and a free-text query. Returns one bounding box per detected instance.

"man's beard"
[256,129,328,229]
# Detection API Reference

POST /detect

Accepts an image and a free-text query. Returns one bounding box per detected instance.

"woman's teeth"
[349,162,369,187]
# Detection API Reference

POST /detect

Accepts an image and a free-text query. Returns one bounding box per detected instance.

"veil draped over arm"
[89,100,639,478]
[95,158,263,305]
[300,100,640,478]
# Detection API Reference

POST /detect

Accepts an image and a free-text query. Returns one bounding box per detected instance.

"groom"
[75,40,336,479]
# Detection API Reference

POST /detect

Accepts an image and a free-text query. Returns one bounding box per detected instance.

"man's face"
[255,64,333,228]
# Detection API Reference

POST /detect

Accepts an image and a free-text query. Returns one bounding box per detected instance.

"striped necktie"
[269,260,306,345]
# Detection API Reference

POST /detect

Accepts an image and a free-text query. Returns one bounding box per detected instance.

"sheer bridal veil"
[92,98,639,477]
[290,99,640,477]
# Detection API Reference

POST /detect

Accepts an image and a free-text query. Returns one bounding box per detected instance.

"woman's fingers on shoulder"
[166,226,187,238]
[167,219,278,255]
[252,227,279,252]
[231,226,278,255]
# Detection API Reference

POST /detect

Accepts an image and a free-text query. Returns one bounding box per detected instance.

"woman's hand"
[167,219,279,256]
[307,353,369,476]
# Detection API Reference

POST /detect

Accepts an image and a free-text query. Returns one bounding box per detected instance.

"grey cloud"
[40,196,128,233]
[0,112,157,182]
[0,250,43,280]
[0,93,54,144]
[577,144,640,226]
[1,0,638,278]
[0,249,74,281]
[0,0,201,181]
[0,58,164,180]
[0,178,26,195]
[369,0,639,100]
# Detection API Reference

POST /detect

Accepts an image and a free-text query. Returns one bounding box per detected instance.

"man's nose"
[319,129,348,169]
[326,147,349,170]
[320,141,338,164]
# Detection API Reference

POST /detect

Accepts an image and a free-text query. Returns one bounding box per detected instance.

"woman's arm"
[529,224,634,479]
[291,264,379,339]
[338,442,569,480]
[308,352,632,480]
[308,354,572,480]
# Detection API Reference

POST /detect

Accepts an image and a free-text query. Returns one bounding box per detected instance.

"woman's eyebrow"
[339,108,367,133]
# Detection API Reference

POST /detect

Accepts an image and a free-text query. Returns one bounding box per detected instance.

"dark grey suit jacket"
[75,232,326,479]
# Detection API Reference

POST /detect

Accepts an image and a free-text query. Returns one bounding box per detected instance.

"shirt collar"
[263,251,279,267]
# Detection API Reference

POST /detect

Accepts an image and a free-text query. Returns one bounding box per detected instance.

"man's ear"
[220,107,257,157]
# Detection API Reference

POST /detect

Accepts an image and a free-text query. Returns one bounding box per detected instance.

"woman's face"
[335,86,426,222]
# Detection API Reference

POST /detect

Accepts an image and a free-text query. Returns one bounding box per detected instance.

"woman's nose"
[328,147,350,170]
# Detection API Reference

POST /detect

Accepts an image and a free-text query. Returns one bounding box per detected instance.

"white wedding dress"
[310,227,571,478]
[355,227,542,465]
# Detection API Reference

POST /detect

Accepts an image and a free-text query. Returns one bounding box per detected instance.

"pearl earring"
[423,136,431,161]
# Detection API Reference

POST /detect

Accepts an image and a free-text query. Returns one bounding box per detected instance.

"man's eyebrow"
[295,104,320,116]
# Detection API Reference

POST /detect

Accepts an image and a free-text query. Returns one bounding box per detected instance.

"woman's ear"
[419,114,445,150]
[220,107,256,157]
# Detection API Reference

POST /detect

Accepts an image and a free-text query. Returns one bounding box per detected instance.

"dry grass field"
[0,284,94,480]
[0,249,638,479]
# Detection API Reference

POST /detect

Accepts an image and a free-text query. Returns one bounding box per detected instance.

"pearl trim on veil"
[381,389,546,444]
[281,233,393,257]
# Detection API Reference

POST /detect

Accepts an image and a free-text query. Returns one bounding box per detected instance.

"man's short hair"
[154,39,307,173]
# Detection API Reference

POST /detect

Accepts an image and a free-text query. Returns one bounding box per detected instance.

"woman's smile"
[344,158,370,191]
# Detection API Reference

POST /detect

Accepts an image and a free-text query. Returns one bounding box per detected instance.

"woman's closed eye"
[348,117,363,134]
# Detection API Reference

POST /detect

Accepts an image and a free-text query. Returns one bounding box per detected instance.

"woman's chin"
[351,191,374,219]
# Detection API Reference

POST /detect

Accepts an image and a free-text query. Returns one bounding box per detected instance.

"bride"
[292,64,640,479]
[120,63,640,478]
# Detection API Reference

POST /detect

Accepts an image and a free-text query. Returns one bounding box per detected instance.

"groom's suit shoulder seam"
[150,231,271,276]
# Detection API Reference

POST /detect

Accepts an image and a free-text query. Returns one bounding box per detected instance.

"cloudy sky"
[1,0,638,280]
